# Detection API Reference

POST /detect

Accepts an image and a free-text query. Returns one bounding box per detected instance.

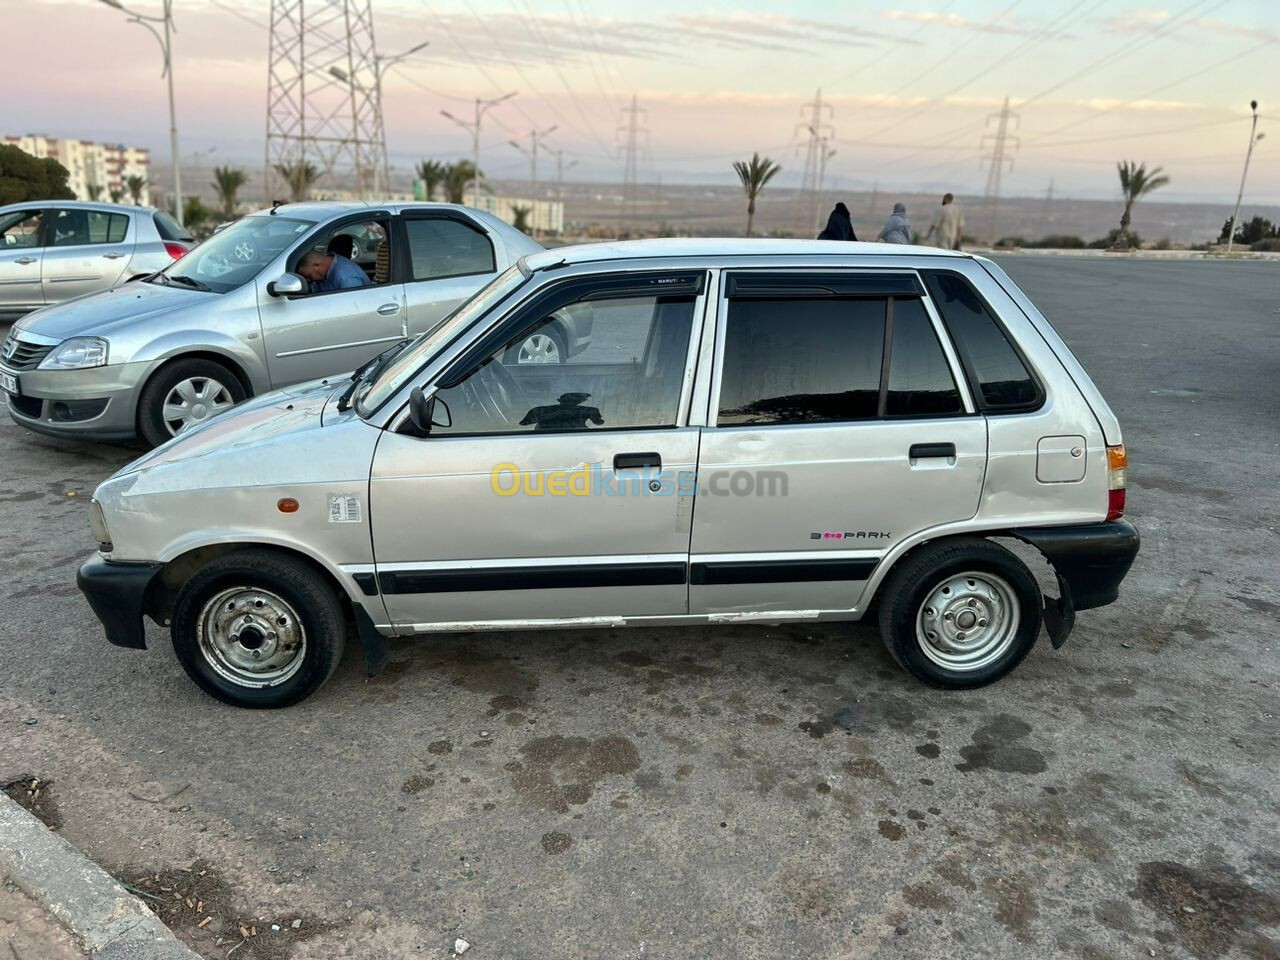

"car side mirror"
[266,273,306,298]
[408,387,451,435]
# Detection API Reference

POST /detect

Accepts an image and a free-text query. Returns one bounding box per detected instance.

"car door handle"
[614,451,661,471]
[376,302,401,316]
[909,443,956,459]
[103,251,126,259]
[14,257,37,265]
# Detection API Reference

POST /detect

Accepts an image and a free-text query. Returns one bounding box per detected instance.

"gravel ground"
[0,255,1277,959]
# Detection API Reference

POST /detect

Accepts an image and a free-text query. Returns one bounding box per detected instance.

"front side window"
[0,211,43,248]
[431,289,696,435]
[293,219,390,291]
[158,215,312,293]
[922,270,1040,411]
[404,217,495,281]
[51,209,129,246]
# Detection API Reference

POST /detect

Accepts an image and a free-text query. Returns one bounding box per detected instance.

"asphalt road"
[2,255,1278,960]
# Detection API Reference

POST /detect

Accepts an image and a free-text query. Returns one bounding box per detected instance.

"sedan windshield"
[355,265,529,417]
[153,216,313,294]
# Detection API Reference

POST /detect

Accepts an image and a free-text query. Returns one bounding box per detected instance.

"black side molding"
[691,558,877,586]
[1012,520,1140,612]
[77,556,165,650]
[378,561,687,595]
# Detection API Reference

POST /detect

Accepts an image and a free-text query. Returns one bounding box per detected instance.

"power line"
[981,96,1018,241]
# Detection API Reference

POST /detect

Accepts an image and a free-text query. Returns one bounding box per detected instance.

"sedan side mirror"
[266,273,306,298]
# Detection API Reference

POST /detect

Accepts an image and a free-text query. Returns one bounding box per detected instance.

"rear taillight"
[1106,444,1127,521]
[164,242,188,260]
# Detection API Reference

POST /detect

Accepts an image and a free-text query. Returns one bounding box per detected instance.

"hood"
[115,376,343,483]
[15,281,218,341]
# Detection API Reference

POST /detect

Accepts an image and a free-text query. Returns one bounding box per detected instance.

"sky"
[10,0,1279,203]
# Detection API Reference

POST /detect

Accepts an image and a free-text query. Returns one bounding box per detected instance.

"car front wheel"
[137,357,246,447]
[170,550,347,708]
[877,538,1042,689]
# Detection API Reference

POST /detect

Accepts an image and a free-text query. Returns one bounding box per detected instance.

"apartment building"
[4,134,151,206]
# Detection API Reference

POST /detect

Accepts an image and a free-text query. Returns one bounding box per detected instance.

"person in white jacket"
[925,193,965,250]
[877,203,912,244]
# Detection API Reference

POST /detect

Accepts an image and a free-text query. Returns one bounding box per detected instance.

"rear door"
[399,212,500,336]
[689,270,987,614]
[41,207,135,301]
[0,208,48,315]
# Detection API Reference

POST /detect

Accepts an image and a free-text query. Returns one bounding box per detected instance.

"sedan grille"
[0,333,54,371]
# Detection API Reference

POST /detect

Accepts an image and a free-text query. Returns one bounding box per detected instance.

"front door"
[259,215,407,386]
[369,271,707,630]
[690,271,987,614]
[41,207,135,302]
[0,208,47,315]
[399,213,500,335]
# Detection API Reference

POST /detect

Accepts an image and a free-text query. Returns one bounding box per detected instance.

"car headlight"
[89,498,113,551]
[39,337,109,370]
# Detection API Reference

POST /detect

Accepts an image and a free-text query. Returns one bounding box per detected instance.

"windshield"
[355,264,529,417]
[153,215,313,293]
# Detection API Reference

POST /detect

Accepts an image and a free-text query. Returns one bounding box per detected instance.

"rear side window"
[152,210,192,242]
[51,209,129,246]
[922,270,1041,411]
[404,217,495,281]
[886,299,962,416]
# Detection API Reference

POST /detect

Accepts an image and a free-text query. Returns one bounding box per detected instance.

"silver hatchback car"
[2,201,552,446]
[0,200,193,320]
[78,239,1139,708]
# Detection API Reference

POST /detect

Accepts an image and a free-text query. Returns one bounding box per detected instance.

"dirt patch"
[426,740,453,756]
[616,650,653,667]
[116,861,332,960]
[755,713,782,726]
[915,742,941,759]
[4,776,61,830]
[956,714,1048,775]
[488,694,527,713]
[878,819,906,841]
[902,882,953,910]
[985,873,1038,944]
[401,775,434,795]
[1135,860,1280,958]
[842,759,889,781]
[541,832,574,854]
[509,735,642,813]
[378,648,539,697]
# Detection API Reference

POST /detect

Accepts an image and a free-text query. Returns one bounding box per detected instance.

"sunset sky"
[11,0,1279,203]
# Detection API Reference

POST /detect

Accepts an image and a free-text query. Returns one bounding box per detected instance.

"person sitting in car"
[297,248,371,292]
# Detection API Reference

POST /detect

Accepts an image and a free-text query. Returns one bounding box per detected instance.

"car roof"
[0,199,158,214]
[522,237,972,271]
[245,201,504,222]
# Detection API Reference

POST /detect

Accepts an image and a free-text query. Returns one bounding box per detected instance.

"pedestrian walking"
[924,193,965,250]
[877,202,912,244]
[817,202,857,241]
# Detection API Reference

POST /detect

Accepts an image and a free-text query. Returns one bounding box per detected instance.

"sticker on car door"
[328,494,362,523]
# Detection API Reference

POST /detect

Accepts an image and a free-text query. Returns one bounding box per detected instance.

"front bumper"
[76,555,164,649]
[1,360,149,440]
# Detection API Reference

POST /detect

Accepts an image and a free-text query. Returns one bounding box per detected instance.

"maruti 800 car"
[77,239,1139,708]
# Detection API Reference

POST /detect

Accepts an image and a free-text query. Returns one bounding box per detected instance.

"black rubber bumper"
[1012,520,1141,612]
[76,555,164,650]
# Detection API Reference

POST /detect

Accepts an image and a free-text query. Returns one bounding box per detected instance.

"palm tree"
[415,159,447,201]
[86,183,103,201]
[211,165,248,219]
[273,161,319,203]
[1115,161,1170,244]
[511,204,532,234]
[125,174,147,206]
[733,153,781,237]
[443,160,480,204]
[108,188,124,204]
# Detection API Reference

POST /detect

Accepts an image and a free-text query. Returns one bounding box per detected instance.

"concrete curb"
[0,793,200,960]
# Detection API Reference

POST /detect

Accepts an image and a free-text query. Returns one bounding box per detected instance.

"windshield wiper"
[337,338,411,412]
[167,274,211,292]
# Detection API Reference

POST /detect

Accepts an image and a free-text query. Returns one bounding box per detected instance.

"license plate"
[0,371,17,395]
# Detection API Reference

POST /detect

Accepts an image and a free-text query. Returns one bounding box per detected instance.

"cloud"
[1098,10,1278,44]
[1068,98,1200,113]
[881,9,1033,36]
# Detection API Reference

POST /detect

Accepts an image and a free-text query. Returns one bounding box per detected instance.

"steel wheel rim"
[161,376,235,435]
[517,333,560,364]
[915,570,1020,672]
[197,586,306,688]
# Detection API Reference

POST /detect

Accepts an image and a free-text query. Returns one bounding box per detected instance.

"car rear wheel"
[877,538,1042,689]
[137,358,246,447]
[171,550,346,708]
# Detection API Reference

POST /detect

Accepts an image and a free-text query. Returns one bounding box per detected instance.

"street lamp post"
[441,92,518,201]
[1226,100,1265,254]
[509,126,557,240]
[330,40,428,198]
[99,0,182,225]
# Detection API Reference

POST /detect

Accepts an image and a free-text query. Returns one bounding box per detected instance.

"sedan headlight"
[89,498,112,551]
[40,337,109,370]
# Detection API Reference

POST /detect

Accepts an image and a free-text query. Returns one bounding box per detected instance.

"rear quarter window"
[922,270,1042,412]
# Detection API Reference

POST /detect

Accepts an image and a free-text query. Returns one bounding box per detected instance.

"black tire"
[137,357,247,448]
[170,550,347,708]
[504,324,567,365]
[876,538,1042,689]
